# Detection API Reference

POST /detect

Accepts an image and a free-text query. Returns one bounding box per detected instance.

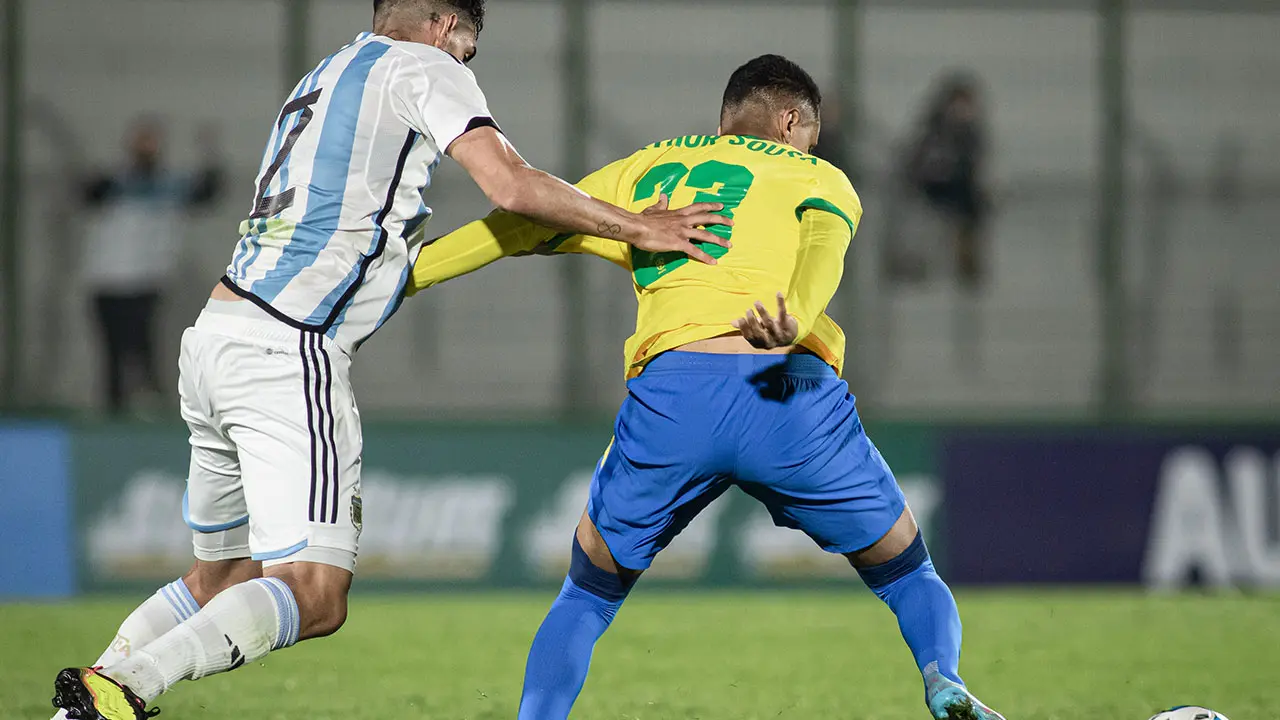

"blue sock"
[518,538,631,720]
[857,532,964,687]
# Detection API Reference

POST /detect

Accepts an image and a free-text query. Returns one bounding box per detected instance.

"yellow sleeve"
[786,207,854,339]
[544,234,631,270]
[544,154,633,270]
[794,164,862,237]
[407,156,635,295]
[406,211,557,295]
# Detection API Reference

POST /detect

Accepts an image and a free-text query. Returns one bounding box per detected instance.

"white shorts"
[178,300,363,572]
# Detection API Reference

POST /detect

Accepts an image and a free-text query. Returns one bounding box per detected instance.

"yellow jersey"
[410,134,861,378]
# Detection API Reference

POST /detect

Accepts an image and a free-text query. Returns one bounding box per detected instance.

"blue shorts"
[588,351,907,571]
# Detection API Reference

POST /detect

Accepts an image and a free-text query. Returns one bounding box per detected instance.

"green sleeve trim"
[795,197,857,234]
[545,232,574,252]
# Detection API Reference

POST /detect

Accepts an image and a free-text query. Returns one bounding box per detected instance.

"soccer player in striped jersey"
[50,2,729,718]
[409,55,1006,720]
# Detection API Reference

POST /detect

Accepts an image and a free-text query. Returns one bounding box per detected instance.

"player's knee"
[305,594,349,638]
[568,536,637,603]
[296,585,349,639]
[853,531,930,593]
[184,557,262,606]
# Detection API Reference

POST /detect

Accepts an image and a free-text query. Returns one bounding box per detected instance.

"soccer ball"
[1148,707,1229,720]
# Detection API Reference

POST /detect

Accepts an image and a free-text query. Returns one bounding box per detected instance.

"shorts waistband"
[640,351,835,378]
[195,300,347,356]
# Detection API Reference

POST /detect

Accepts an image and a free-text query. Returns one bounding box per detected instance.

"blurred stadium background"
[0,1,1278,717]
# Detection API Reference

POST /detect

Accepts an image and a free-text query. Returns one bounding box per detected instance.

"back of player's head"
[721,54,822,124]
[373,0,486,35]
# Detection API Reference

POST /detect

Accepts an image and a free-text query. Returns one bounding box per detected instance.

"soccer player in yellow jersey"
[411,55,1005,720]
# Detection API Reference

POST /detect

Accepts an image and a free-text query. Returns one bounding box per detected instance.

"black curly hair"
[721,54,822,121]
[373,0,486,34]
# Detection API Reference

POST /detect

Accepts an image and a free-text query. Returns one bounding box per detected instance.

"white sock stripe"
[276,578,300,646]
[160,584,194,622]
[169,580,200,618]
[169,583,195,619]
[254,578,300,649]
[288,584,300,645]
[278,580,300,647]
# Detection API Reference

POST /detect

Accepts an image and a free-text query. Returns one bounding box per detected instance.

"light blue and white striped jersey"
[224,32,495,353]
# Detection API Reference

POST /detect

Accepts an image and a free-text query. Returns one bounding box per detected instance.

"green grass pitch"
[5,590,1273,719]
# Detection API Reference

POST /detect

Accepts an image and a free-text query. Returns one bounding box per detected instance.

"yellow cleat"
[51,667,158,720]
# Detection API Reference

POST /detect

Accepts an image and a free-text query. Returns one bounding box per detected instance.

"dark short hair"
[373,0,486,34]
[721,54,822,119]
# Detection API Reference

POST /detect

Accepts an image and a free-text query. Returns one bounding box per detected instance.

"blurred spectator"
[81,118,223,415]
[811,101,849,176]
[902,71,990,291]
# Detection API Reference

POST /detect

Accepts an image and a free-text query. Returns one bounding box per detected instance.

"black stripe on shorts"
[310,333,331,524]
[318,340,340,525]
[300,332,319,523]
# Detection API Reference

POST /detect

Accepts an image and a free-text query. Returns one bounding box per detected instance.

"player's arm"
[531,172,655,271]
[542,232,631,270]
[407,210,556,295]
[785,208,854,338]
[448,128,728,264]
[733,209,855,348]
[407,158,639,295]
[736,169,861,347]
[395,58,727,264]
[405,209,634,295]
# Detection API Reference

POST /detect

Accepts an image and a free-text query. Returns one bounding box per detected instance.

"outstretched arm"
[393,57,727,266]
[448,128,729,265]
[408,195,700,296]
[407,210,555,296]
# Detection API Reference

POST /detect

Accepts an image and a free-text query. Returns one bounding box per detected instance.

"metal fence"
[1,0,1278,420]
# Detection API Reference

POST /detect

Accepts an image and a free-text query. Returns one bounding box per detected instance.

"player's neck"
[380,28,426,44]
[721,125,785,147]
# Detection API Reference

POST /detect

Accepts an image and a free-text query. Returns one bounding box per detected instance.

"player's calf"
[518,515,640,720]
[846,507,996,717]
[265,560,352,639]
[846,509,1006,719]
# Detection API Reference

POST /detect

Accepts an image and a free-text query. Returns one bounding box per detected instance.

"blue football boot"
[923,662,1006,720]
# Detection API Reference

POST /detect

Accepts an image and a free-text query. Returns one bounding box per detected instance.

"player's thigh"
[588,392,730,572]
[222,331,363,574]
[738,388,907,556]
[179,328,252,564]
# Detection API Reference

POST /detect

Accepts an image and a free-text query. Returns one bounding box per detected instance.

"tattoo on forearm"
[596,220,623,238]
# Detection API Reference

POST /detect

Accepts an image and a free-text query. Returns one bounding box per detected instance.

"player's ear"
[780,108,802,145]
[427,11,460,47]
[439,12,459,41]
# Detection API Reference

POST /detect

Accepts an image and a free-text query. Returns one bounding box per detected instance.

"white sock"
[103,578,299,703]
[96,579,201,667]
[51,580,199,720]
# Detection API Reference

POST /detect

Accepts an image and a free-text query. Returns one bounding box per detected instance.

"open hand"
[732,293,799,349]
[627,194,732,265]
